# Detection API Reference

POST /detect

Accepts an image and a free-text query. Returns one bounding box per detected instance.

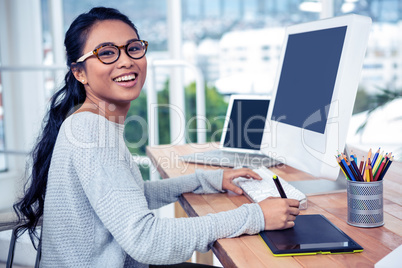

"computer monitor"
[260,14,372,195]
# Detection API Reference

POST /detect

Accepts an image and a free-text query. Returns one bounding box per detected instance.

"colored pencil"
[378,156,393,181]
[359,156,364,174]
[348,160,360,181]
[336,149,393,182]
[374,158,387,181]
[350,150,358,163]
[368,163,373,182]
[373,151,384,175]
[336,156,350,180]
[367,148,372,160]
[371,147,380,167]
[342,157,356,181]
[351,158,363,181]
[362,149,371,182]
[373,150,383,167]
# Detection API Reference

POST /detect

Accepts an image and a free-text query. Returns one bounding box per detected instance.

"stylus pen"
[272,175,287,198]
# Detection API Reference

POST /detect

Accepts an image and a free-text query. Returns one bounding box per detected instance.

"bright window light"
[342,3,356,13]
[299,1,322,13]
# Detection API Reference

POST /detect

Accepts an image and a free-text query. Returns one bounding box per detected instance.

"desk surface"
[147,143,402,268]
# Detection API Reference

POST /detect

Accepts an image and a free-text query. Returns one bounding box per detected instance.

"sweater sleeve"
[68,114,265,265]
[73,147,264,265]
[143,169,225,210]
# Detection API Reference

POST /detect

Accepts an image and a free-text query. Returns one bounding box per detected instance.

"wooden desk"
[146,143,402,267]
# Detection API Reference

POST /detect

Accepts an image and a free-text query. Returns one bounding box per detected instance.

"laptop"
[180,95,280,168]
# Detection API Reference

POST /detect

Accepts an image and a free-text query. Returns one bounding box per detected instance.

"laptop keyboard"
[201,150,280,168]
[234,167,308,209]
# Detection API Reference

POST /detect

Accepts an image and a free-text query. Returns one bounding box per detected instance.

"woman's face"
[77,19,147,107]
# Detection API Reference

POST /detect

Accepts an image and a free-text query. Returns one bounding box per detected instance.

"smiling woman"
[70,19,148,121]
[12,6,300,268]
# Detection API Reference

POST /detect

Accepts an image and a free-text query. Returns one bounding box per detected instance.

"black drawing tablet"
[259,214,363,256]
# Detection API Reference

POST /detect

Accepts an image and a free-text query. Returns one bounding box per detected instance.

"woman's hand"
[258,197,300,230]
[222,168,263,195]
[222,168,300,230]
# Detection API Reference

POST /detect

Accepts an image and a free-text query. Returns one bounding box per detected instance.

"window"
[0,81,6,171]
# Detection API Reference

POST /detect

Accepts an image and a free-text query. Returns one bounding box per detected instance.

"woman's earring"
[82,80,85,83]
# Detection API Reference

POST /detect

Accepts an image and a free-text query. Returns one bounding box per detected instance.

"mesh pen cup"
[347,180,384,227]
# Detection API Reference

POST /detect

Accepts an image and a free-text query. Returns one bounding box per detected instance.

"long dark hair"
[13,7,139,246]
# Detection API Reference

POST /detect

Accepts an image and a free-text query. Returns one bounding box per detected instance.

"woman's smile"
[113,72,138,88]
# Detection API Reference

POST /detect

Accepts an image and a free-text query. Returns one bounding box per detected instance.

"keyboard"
[233,167,308,209]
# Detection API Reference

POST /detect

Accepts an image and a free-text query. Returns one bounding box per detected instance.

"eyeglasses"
[76,40,148,64]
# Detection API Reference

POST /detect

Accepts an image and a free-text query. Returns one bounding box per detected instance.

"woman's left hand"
[222,168,263,195]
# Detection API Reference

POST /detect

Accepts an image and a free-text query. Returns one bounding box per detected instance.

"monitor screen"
[261,14,371,183]
[223,98,270,150]
[271,26,347,134]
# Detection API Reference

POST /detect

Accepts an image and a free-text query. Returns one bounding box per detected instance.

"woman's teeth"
[114,74,136,82]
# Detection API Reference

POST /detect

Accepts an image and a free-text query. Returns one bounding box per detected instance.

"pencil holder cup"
[347,180,384,228]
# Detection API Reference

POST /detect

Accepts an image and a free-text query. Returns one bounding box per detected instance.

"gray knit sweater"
[41,112,265,267]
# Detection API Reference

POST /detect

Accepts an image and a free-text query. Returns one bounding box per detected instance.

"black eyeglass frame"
[75,39,148,64]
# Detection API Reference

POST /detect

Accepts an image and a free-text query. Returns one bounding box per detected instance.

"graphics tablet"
[259,214,363,256]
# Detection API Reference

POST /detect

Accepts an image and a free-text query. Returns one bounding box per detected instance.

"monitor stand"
[287,145,350,196]
[288,170,347,196]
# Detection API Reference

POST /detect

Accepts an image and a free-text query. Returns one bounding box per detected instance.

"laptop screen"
[222,98,270,151]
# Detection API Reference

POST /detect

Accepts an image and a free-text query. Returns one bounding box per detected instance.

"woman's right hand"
[258,197,300,230]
